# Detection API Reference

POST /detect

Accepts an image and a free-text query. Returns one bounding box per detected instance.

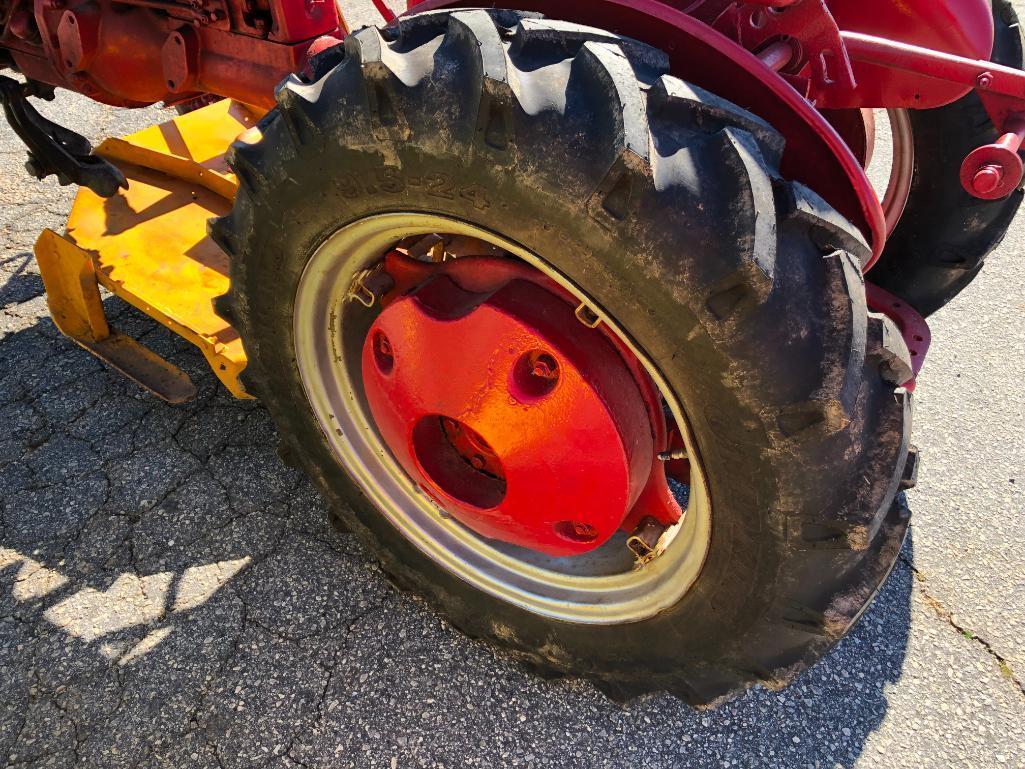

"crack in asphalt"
[901,554,1025,699]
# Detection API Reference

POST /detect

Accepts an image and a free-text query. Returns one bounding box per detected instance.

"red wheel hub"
[362,253,680,556]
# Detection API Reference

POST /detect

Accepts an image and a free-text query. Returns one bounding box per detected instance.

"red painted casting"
[0,0,345,108]
[361,253,681,556]
[826,0,994,109]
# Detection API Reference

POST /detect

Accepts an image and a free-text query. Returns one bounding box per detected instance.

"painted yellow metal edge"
[38,99,264,401]
[34,229,198,404]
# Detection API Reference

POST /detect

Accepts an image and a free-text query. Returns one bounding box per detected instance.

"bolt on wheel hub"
[361,254,663,556]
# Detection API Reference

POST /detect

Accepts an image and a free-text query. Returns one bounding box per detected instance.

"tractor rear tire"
[212,10,914,706]
[871,0,1024,316]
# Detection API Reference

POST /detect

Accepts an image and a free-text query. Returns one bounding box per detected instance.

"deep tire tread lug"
[446,10,517,153]
[572,40,652,161]
[275,77,321,149]
[866,312,914,386]
[211,291,236,325]
[786,181,872,265]
[513,17,669,81]
[226,141,268,195]
[348,27,403,139]
[900,444,920,490]
[208,215,240,259]
[649,75,785,165]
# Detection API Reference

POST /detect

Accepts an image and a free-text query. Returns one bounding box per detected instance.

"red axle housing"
[0,0,346,108]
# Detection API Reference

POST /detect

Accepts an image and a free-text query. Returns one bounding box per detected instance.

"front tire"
[212,9,914,705]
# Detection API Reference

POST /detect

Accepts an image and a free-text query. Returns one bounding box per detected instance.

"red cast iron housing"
[361,253,683,556]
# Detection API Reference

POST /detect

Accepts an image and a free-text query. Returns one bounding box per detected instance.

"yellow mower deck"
[34,99,262,401]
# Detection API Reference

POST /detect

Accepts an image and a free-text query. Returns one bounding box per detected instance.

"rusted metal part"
[360,252,682,556]
[34,229,198,403]
[35,99,257,400]
[627,516,667,564]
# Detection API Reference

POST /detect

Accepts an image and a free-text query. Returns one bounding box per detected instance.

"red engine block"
[0,0,345,107]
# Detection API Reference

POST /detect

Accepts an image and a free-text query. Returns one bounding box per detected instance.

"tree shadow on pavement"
[0,294,914,769]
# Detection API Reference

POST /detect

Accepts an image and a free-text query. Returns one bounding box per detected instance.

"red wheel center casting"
[361,254,678,556]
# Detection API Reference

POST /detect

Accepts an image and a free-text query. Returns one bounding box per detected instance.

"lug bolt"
[554,520,599,543]
[573,522,597,538]
[372,331,394,374]
[513,351,560,400]
[528,352,558,382]
[972,164,1004,195]
[532,359,556,380]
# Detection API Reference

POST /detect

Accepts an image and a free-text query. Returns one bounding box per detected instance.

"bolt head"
[972,164,1004,195]
[977,71,994,89]
[528,353,558,381]
[573,523,597,539]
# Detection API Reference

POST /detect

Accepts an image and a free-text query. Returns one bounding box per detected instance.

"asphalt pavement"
[1,2,1024,767]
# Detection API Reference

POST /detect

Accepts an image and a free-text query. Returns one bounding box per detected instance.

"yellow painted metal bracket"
[35,230,198,403]
[34,99,264,402]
